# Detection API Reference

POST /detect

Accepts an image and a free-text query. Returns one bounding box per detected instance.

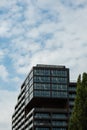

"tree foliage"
[68,73,87,130]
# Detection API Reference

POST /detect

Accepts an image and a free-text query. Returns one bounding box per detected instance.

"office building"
[12,64,76,130]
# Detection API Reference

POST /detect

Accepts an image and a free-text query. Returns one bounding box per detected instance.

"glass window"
[52,91,67,98]
[30,92,33,100]
[34,90,50,97]
[34,69,50,76]
[26,85,29,92]
[69,87,76,91]
[25,78,29,85]
[34,76,50,83]
[52,127,66,130]
[34,83,50,90]
[52,77,67,84]
[51,70,67,77]
[30,85,33,93]
[69,101,74,106]
[52,121,67,126]
[25,91,29,98]
[69,94,76,98]
[52,84,67,91]
[25,98,29,105]
[35,120,50,123]
[30,78,33,86]
[35,113,50,118]
[52,113,67,119]
[36,128,50,130]
[29,70,33,80]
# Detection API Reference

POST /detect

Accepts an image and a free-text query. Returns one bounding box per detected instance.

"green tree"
[68,73,87,130]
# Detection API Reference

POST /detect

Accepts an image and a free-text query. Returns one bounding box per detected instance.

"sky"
[0,0,87,129]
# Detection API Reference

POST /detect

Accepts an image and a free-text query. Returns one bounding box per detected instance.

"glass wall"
[52,91,67,98]
[34,76,50,83]
[52,84,67,91]
[51,70,67,77]
[35,113,50,118]
[52,121,67,126]
[25,70,34,105]
[34,90,50,97]
[34,69,50,76]
[51,77,67,84]
[36,128,50,130]
[52,113,67,119]
[34,83,50,90]
[25,68,68,104]
[52,128,66,130]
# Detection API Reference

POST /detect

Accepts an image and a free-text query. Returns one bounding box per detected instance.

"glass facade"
[35,113,50,118]
[52,121,67,126]
[51,70,67,77]
[34,69,50,76]
[34,76,50,83]
[25,67,68,102]
[36,128,50,130]
[34,83,50,90]
[34,90,50,97]
[52,84,67,91]
[69,83,76,117]
[52,128,66,130]
[52,91,67,98]
[52,114,67,118]
[51,77,67,84]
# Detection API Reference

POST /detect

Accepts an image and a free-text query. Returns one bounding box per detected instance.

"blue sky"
[0,0,87,129]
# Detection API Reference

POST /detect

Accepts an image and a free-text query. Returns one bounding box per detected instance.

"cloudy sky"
[0,0,87,129]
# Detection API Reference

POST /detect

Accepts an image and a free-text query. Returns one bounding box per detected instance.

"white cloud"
[0,0,18,10]
[8,39,41,74]
[6,0,87,79]
[0,50,4,60]
[0,65,9,81]
[3,0,86,79]
[11,76,22,87]
[36,0,60,10]
[0,90,18,130]
[0,22,10,37]
[27,28,39,38]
